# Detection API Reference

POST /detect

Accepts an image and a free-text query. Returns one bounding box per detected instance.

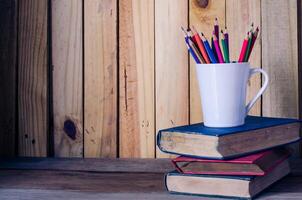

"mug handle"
[246,68,269,115]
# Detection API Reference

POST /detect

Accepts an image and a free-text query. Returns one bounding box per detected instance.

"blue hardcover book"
[165,158,290,199]
[157,116,300,159]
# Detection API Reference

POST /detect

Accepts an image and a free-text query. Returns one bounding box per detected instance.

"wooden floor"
[0,158,302,199]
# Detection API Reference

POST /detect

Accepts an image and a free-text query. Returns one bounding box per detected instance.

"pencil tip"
[215,17,218,20]
[181,26,188,36]
[251,22,254,26]
[201,32,204,36]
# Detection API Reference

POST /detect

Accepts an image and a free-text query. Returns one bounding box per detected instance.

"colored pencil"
[211,31,218,60]
[181,22,260,64]
[238,33,249,62]
[181,27,205,63]
[221,33,230,63]
[185,42,200,63]
[191,26,211,63]
[181,27,200,63]
[187,28,198,46]
[189,38,205,63]
[213,34,224,63]
[250,23,254,33]
[214,18,219,40]
[224,27,229,58]
[201,33,217,63]
[246,27,259,61]
[244,31,253,62]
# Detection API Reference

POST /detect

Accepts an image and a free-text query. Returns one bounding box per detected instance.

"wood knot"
[64,120,77,140]
[196,0,209,8]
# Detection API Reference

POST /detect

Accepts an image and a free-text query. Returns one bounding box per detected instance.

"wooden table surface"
[0,158,302,200]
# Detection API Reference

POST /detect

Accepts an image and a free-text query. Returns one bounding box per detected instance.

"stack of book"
[157,116,301,199]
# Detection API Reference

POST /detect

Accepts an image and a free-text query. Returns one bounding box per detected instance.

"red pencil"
[187,28,197,44]
[191,26,211,63]
[238,33,249,62]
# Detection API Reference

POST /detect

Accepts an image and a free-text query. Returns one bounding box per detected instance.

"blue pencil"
[201,33,217,63]
[185,38,200,63]
[181,27,201,63]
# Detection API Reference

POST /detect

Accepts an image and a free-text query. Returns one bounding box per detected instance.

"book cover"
[157,116,300,159]
[172,148,290,176]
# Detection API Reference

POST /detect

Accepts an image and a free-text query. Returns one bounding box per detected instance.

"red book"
[172,148,290,176]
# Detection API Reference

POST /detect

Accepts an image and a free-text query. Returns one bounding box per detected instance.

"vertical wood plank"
[155,0,189,158]
[189,0,226,123]
[18,0,48,156]
[226,0,261,116]
[298,0,302,157]
[119,0,155,158]
[52,0,83,157]
[84,0,117,158]
[0,0,17,157]
[262,0,299,154]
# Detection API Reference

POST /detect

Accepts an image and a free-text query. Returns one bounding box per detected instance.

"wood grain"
[18,0,48,156]
[0,170,164,193]
[0,0,17,157]
[155,0,189,158]
[84,0,117,158]
[52,0,83,157]
[1,157,302,174]
[0,157,173,173]
[119,0,155,158]
[226,0,261,116]
[189,0,226,123]
[0,189,207,200]
[261,0,299,154]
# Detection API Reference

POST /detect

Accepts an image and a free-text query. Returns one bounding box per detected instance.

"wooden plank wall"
[84,0,117,158]
[52,0,83,157]
[155,0,189,158]
[119,0,155,158]
[0,0,301,158]
[18,0,48,157]
[0,0,17,157]
[262,0,299,155]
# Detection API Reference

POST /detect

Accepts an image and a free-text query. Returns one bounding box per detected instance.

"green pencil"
[244,31,253,62]
[221,34,229,63]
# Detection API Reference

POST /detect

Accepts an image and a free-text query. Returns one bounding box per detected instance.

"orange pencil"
[191,26,211,63]
[238,33,249,62]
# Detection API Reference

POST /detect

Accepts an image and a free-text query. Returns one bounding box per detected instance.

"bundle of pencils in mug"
[182,18,259,64]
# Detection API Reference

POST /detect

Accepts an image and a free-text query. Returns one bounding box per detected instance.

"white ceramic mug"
[196,62,269,127]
